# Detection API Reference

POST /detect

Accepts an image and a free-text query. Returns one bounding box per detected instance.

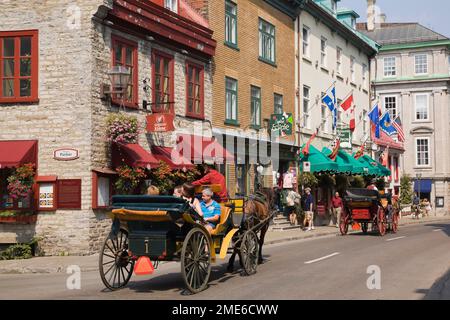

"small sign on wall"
[54,148,79,161]
[39,183,55,209]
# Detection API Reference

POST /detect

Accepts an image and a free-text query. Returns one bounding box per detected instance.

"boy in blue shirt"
[200,188,221,234]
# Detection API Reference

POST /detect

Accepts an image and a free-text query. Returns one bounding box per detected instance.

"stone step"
[269,225,303,231]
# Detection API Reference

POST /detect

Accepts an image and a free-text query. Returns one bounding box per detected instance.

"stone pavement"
[0,215,449,275]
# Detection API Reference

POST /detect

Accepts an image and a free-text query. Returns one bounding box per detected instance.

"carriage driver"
[200,188,222,234]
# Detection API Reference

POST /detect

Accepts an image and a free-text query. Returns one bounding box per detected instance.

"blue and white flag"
[322,84,337,129]
[368,103,380,139]
[380,112,398,136]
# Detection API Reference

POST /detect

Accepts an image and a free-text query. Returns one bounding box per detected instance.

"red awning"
[112,143,159,169]
[151,146,194,170]
[176,134,234,164]
[372,130,405,151]
[0,140,38,168]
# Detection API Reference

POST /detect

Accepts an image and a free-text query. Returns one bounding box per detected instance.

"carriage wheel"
[240,230,259,276]
[377,208,387,236]
[391,212,399,233]
[339,212,349,235]
[99,229,134,291]
[181,228,212,294]
[361,223,369,234]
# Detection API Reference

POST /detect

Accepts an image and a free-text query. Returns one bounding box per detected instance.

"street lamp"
[101,66,131,101]
[416,173,422,200]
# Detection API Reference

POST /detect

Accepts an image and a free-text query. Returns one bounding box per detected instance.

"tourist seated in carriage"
[181,183,203,216]
[200,188,222,234]
[192,164,228,203]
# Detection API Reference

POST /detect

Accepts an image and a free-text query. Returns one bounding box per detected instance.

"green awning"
[322,148,353,174]
[355,155,391,177]
[299,144,339,173]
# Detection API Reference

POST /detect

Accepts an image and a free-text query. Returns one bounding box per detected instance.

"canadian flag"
[349,107,356,132]
[340,93,353,112]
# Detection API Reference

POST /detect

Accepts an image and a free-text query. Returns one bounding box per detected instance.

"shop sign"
[54,148,79,161]
[146,114,175,133]
[270,113,293,137]
[337,125,352,150]
[303,161,311,173]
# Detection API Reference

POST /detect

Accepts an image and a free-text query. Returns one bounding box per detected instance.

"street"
[1,221,449,300]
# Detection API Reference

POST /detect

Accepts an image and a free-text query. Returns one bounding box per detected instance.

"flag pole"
[320,81,337,99]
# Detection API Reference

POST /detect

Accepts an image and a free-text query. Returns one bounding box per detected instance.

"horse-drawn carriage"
[339,188,399,236]
[99,187,274,294]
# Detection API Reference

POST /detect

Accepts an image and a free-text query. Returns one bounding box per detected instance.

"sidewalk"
[0,215,449,275]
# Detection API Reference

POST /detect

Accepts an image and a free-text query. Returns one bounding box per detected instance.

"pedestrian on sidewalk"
[331,191,343,228]
[285,190,301,226]
[303,187,315,231]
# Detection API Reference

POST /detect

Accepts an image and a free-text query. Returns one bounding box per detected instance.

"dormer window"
[165,0,178,13]
[331,0,337,14]
[351,18,356,29]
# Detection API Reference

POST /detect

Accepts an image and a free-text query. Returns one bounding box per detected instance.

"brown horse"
[227,188,274,272]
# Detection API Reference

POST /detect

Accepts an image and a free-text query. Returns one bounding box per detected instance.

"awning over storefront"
[112,143,159,169]
[299,145,338,173]
[322,148,353,174]
[0,140,38,168]
[414,179,432,193]
[151,146,194,170]
[356,155,391,177]
[177,134,235,164]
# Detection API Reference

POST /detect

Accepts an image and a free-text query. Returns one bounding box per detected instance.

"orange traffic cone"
[134,256,154,276]
[352,222,361,231]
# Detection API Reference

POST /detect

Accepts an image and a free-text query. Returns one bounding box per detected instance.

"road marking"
[386,236,406,242]
[304,252,340,264]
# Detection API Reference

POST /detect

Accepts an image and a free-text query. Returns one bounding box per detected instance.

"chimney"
[367,0,376,31]
[378,13,387,24]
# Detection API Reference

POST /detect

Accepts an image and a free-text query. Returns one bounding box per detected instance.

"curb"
[0,266,99,275]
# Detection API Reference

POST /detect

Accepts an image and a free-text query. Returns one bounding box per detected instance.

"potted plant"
[115,165,147,195]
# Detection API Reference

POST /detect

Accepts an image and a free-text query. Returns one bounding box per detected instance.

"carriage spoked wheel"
[339,213,349,236]
[99,229,135,291]
[391,212,399,233]
[361,222,369,234]
[181,228,212,294]
[240,230,259,276]
[377,208,387,236]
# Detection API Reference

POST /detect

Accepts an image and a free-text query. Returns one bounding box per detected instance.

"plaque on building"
[57,179,82,209]
[54,148,79,161]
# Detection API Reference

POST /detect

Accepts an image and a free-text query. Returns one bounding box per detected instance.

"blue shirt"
[200,200,221,225]
[304,194,314,211]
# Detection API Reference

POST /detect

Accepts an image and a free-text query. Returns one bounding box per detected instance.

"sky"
[339,0,450,38]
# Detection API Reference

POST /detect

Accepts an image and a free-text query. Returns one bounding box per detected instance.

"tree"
[400,174,414,205]
[350,175,365,188]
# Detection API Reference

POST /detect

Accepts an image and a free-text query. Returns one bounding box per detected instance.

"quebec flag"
[380,112,398,136]
[322,85,337,129]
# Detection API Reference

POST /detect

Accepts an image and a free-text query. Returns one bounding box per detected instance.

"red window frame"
[111,35,138,109]
[185,61,204,119]
[0,30,39,103]
[151,49,174,113]
[35,176,58,212]
[92,171,116,210]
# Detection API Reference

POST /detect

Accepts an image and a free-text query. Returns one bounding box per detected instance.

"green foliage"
[350,175,365,188]
[375,178,386,190]
[115,165,147,195]
[400,174,414,205]
[0,244,32,260]
[148,162,201,195]
[335,175,350,194]
[7,163,35,199]
[106,113,139,144]
[0,211,34,217]
[318,174,335,187]
[298,172,319,189]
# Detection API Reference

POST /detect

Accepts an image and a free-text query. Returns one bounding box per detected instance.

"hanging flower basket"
[0,212,37,224]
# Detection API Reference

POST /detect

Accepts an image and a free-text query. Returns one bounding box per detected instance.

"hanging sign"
[146,114,175,133]
[337,125,352,150]
[270,113,293,137]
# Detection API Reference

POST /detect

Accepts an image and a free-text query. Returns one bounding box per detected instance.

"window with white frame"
[415,94,429,121]
[415,138,430,166]
[303,86,310,129]
[336,47,342,75]
[415,54,428,75]
[321,37,327,67]
[350,56,355,82]
[164,0,178,13]
[302,26,310,58]
[384,56,396,77]
[384,96,398,119]
[321,94,328,132]
[259,18,275,63]
[362,64,368,89]
[362,110,368,134]
[337,99,342,124]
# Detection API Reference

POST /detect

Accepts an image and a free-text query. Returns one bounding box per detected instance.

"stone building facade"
[0,0,216,254]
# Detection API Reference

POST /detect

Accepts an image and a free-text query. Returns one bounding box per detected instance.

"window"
[302,26,310,58]
[57,179,82,210]
[362,110,368,134]
[384,56,396,77]
[415,94,429,121]
[92,171,115,209]
[331,0,337,14]
[384,96,397,119]
[336,47,342,75]
[302,86,310,129]
[350,56,356,83]
[415,54,428,75]
[274,93,283,114]
[351,18,356,30]
[321,104,329,133]
[0,30,38,103]
[112,35,138,107]
[362,64,368,89]
[225,77,238,123]
[337,99,342,124]
[185,62,204,119]
[250,86,261,128]
[225,1,237,46]
[259,18,275,64]
[164,0,178,13]
[321,37,327,67]
[416,138,430,166]
[152,50,174,113]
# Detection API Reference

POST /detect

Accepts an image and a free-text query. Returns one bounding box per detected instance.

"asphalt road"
[1,221,449,300]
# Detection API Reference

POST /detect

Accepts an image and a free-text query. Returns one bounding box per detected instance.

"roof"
[357,23,449,46]
[337,7,359,18]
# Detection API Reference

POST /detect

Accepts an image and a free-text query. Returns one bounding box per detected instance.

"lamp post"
[416,173,422,200]
[101,66,131,102]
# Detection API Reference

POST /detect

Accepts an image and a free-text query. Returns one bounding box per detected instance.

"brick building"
[0,0,217,254]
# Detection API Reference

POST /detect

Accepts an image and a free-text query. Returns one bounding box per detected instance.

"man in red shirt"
[331,192,344,228]
[192,165,228,202]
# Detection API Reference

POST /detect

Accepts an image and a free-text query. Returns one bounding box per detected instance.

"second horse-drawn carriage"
[99,185,274,294]
[339,188,400,236]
